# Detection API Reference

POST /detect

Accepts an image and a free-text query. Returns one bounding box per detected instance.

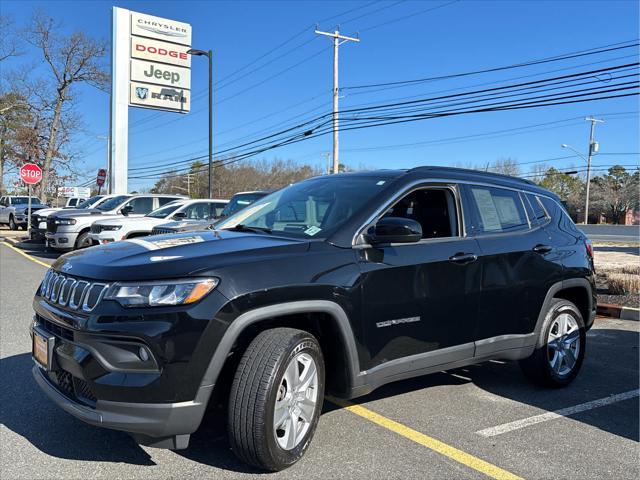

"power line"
[342,40,638,91]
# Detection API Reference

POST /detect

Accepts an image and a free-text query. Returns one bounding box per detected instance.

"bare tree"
[488,157,520,176]
[0,15,21,62]
[23,12,108,197]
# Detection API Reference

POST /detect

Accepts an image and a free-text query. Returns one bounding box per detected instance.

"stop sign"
[96,168,107,187]
[19,163,43,185]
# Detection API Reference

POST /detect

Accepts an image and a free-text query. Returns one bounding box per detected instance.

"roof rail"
[407,166,537,185]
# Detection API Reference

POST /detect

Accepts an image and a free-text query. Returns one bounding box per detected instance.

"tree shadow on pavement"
[0,352,155,465]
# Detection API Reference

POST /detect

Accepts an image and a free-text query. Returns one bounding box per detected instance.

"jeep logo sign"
[130,59,190,89]
[131,37,191,67]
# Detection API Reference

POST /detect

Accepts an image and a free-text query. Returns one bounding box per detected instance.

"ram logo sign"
[129,81,190,112]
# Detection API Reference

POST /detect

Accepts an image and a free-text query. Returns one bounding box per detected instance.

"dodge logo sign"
[130,37,191,68]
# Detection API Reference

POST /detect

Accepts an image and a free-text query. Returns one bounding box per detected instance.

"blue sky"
[2,0,639,192]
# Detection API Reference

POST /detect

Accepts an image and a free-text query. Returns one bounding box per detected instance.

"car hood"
[52,209,104,218]
[33,208,62,217]
[94,216,162,226]
[52,230,310,281]
[157,219,211,230]
[14,204,48,213]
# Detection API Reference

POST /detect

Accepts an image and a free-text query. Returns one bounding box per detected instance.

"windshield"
[12,197,40,205]
[77,196,103,209]
[221,193,267,217]
[95,195,130,211]
[146,202,183,218]
[216,176,392,239]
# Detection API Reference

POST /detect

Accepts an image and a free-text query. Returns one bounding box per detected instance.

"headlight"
[54,218,76,225]
[104,278,218,307]
[100,225,121,231]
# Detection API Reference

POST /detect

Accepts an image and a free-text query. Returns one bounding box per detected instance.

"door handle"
[533,244,553,254]
[449,252,478,265]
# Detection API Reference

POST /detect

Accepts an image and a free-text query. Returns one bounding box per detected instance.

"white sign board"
[111,7,193,194]
[130,58,191,89]
[130,81,190,112]
[130,37,191,67]
[130,11,192,46]
[57,186,91,198]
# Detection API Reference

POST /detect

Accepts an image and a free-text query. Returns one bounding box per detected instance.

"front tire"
[9,215,17,230]
[228,328,325,471]
[519,299,586,387]
[75,231,92,249]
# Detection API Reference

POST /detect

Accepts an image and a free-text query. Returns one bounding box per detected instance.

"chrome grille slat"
[40,270,108,312]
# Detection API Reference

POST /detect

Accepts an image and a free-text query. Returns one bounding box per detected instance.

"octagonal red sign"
[19,163,43,185]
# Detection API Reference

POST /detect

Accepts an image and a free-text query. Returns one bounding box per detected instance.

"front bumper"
[31,284,230,447]
[88,231,121,245]
[32,365,211,448]
[45,231,79,250]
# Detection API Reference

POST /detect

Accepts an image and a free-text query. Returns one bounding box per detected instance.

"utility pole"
[584,116,604,224]
[315,27,359,174]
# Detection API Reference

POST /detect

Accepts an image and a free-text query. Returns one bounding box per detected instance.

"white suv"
[88,199,227,244]
[45,194,184,251]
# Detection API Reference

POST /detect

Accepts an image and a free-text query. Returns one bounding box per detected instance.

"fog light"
[58,238,68,243]
[139,346,149,361]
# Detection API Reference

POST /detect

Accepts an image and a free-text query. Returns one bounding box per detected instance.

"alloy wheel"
[547,313,581,376]
[273,352,319,450]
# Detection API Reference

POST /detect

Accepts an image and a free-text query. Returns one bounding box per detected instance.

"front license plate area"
[33,330,52,370]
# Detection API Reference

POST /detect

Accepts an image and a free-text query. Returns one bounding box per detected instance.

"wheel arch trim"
[198,300,361,391]
[534,278,595,337]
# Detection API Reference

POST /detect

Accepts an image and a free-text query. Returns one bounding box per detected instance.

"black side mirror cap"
[172,211,187,219]
[121,205,134,215]
[366,217,423,245]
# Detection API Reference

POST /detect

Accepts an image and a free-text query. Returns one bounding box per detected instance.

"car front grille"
[46,217,58,233]
[151,227,176,235]
[32,214,46,227]
[39,270,108,312]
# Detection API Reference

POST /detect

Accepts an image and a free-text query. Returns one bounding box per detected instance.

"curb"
[597,303,640,321]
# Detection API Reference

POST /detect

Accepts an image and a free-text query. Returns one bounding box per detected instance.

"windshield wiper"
[226,224,272,234]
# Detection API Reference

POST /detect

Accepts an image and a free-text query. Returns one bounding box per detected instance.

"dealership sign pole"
[19,163,43,233]
[110,7,192,194]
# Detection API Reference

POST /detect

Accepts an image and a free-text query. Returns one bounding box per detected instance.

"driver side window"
[383,187,459,239]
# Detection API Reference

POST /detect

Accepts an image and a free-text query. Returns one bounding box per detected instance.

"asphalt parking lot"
[1,235,638,480]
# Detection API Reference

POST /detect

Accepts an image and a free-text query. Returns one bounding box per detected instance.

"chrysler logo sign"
[130,11,192,46]
[137,24,187,38]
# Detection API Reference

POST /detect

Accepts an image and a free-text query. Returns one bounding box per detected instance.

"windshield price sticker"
[304,226,322,236]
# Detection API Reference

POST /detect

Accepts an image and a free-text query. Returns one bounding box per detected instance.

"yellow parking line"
[329,396,524,480]
[1,241,50,268]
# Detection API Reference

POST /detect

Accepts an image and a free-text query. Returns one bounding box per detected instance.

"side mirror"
[172,211,187,219]
[121,204,134,215]
[366,217,422,245]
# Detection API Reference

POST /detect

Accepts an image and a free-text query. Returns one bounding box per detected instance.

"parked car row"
[29,168,596,471]
[24,190,270,251]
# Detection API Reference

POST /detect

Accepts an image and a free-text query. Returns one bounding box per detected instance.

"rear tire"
[519,299,586,387]
[228,328,325,471]
[75,231,92,250]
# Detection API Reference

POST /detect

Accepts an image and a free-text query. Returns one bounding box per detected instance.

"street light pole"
[188,48,214,198]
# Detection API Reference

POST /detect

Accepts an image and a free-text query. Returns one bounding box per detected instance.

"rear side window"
[525,194,549,226]
[158,197,178,207]
[127,197,154,214]
[467,186,528,234]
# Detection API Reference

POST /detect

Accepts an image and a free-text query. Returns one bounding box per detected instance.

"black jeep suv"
[31,167,595,471]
